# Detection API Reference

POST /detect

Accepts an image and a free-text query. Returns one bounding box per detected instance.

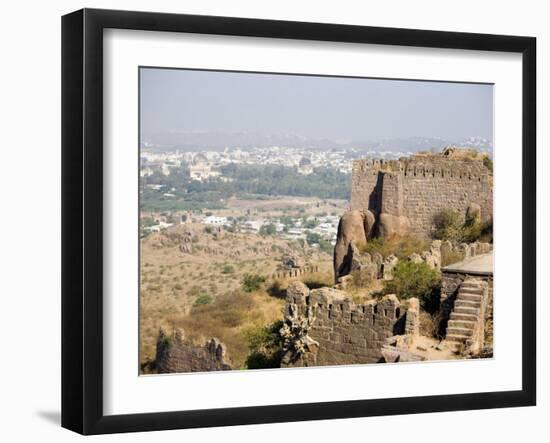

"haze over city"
[140,67,494,151]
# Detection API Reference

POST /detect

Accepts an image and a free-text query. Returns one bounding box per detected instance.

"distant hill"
[141,132,493,155]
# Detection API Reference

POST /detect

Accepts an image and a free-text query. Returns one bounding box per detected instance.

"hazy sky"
[140,68,493,142]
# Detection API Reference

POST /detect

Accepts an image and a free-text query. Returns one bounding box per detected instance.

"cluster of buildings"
[201,213,341,244]
[142,212,340,244]
[140,145,403,181]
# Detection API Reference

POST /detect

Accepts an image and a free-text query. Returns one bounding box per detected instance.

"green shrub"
[244,321,284,369]
[241,274,266,292]
[161,335,172,347]
[433,209,464,242]
[222,265,235,274]
[384,261,441,306]
[193,293,213,306]
[432,209,492,243]
[259,223,277,236]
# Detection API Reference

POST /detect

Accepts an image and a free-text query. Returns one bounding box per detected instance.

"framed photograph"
[62,8,536,435]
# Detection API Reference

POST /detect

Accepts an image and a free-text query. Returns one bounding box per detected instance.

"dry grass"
[300,271,334,289]
[357,235,430,260]
[419,310,440,338]
[139,223,332,370]
[169,291,284,368]
[441,248,465,267]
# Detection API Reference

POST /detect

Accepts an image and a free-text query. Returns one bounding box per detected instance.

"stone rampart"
[155,328,232,373]
[270,265,319,281]
[351,153,493,238]
[281,282,419,367]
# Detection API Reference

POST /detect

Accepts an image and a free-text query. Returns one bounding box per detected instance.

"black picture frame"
[61,8,537,435]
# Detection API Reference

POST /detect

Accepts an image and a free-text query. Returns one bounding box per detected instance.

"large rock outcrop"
[377,213,411,240]
[333,210,374,280]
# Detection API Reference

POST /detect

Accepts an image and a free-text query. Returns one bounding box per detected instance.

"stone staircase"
[445,278,487,350]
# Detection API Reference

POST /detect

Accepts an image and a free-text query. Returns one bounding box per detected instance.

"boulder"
[378,213,410,240]
[371,252,383,265]
[286,281,310,301]
[282,254,304,269]
[382,254,399,280]
[333,210,368,280]
[363,209,376,239]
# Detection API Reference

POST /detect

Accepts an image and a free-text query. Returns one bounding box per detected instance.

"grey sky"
[140,67,493,143]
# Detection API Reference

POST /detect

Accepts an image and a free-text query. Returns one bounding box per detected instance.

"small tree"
[306,231,321,245]
[241,274,266,292]
[384,261,441,310]
[433,209,492,244]
[259,223,276,236]
[193,293,213,306]
[432,209,464,242]
[244,321,284,369]
[222,265,235,274]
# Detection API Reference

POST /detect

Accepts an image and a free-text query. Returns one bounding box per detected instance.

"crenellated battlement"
[352,155,491,182]
[287,286,403,326]
[282,282,419,367]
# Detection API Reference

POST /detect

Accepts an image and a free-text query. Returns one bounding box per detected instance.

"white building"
[204,215,229,226]
[242,220,264,233]
[145,221,174,233]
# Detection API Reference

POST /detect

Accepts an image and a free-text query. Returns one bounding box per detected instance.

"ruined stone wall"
[351,157,493,238]
[270,265,319,281]
[155,329,232,374]
[282,283,417,367]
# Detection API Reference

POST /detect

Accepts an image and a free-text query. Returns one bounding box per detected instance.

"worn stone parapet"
[270,265,319,281]
[155,328,232,374]
[405,240,442,271]
[282,282,419,367]
[352,153,492,183]
[441,240,492,264]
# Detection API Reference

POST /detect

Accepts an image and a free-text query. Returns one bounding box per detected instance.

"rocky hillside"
[140,223,332,370]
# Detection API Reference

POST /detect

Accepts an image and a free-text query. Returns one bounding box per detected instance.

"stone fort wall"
[282,283,418,367]
[350,156,493,237]
[155,329,232,373]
